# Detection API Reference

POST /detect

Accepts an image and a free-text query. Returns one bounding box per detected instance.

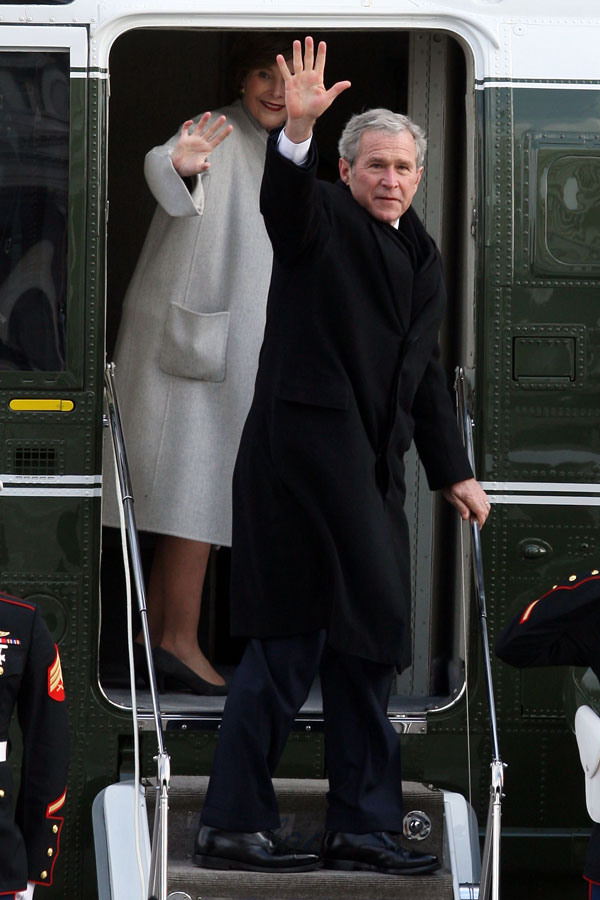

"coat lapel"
[334,182,415,335]
[400,207,445,340]
[369,221,415,335]
[368,206,444,340]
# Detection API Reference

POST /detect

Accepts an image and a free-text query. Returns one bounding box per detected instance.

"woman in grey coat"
[103,37,292,693]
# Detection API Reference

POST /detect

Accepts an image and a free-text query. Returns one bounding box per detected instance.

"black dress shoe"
[153,647,229,696]
[321,830,441,875]
[193,824,322,872]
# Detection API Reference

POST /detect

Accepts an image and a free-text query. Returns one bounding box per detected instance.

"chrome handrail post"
[455,367,505,900]
[104,362,170,900]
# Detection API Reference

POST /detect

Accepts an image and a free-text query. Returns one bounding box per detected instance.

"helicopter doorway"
[99,26,475,722]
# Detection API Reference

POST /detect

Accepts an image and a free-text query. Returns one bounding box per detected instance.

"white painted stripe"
[0,474,101,485]
[481,481,600,494]
[0,487,102,498]
[489,494,600,506]
[476,77,600,84]
[476,81,600,90]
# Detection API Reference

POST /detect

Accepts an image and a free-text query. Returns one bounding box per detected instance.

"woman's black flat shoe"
[153,646,229,696]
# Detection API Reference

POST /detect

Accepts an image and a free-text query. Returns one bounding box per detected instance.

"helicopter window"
[0,51,69,372]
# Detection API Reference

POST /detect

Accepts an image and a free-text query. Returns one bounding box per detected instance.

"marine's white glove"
[15,883,35,900]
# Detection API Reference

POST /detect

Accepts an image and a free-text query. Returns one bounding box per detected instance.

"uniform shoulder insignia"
[520,597,542,624]
[520,569,600,624]
[48,645,65,702]
[0,592,35,610]
[47,788,67,816]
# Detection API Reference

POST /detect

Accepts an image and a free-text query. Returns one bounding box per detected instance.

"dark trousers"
[200,629,404,833]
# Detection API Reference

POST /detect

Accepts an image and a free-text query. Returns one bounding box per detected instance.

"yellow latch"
[9,399,75,412]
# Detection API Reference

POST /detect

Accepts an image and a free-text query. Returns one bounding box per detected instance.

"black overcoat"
[230,133,473,669]
[0,591,69,893]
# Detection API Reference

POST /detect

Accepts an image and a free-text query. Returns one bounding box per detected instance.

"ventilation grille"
[6,440,64,476]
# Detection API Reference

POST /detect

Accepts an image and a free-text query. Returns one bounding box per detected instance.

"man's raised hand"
[278,36,351,143]
[171,112,233,178]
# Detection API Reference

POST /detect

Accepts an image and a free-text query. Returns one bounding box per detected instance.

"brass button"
[593,570,599,576]
[41,871,48,880]
[0,789,4,798]
[0,666,4,675]
[52,824,58,834]
[47,847,54,857]
[569,575,577,582]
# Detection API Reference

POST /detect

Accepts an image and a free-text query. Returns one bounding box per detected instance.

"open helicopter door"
[100,26,475,717]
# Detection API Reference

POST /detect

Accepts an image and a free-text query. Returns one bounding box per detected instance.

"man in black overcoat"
[194,37,490,876]
[0,590,69,899]
[495,570,600,896]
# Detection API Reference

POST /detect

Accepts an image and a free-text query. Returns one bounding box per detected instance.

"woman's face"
[242,62,288,130]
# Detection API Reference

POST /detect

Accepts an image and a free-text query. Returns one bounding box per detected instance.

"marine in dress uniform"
[495,569,600,898]
[0,591,69,899]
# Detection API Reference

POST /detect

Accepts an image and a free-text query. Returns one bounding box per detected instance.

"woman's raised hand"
[277,37,351,143]
[171,112,233,178]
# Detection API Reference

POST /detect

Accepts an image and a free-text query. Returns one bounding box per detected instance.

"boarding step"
[149,776,454,899]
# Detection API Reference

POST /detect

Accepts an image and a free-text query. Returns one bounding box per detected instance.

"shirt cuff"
[276,129,312,166]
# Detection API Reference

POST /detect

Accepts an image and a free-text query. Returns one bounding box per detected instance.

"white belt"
[0,741,6,762]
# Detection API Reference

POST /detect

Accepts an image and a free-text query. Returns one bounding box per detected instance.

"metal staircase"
[94,363,493,900]
[150,776,457,900]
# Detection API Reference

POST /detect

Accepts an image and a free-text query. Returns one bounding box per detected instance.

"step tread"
[167,860,454,899]
[149,776,446,860]
[155,776,444,805]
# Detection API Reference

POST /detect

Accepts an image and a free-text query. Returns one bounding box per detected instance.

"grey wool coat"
[102,101,273,545]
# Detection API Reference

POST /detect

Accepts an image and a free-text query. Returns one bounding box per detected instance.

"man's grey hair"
[338,109,427,169]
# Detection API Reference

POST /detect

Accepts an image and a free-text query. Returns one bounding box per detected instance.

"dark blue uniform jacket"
[496,570,600,886]
[0,591,69,894]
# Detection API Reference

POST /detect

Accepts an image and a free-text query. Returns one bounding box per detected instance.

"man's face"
[338,129,423,224]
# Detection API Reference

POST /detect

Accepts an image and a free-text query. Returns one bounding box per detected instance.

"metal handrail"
[104,362,172,900]
[455,366,505,900]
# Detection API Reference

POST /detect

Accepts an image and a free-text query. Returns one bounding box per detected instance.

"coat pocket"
[159,302,230,382]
